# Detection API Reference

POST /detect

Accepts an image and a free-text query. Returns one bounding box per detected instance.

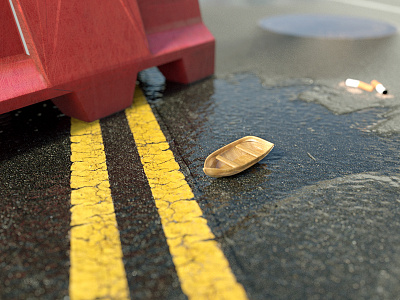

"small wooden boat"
[203,136,274,178]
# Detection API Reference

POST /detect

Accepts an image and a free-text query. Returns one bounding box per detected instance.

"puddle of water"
[139,70,400,228]
[139,70,400,298]
[139,69,400,193]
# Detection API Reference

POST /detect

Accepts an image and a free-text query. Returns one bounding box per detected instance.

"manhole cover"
[259,14,397,39]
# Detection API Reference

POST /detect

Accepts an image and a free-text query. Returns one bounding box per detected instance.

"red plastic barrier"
[0,0,215,121]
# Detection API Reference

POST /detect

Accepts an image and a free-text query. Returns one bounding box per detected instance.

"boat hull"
[203,136,274,178]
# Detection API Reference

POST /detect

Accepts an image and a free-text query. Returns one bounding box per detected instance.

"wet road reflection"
[145,69,400,299]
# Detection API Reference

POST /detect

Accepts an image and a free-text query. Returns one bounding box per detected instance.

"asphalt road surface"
[2,0,400,299]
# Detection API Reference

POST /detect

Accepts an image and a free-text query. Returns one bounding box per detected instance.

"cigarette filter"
[345,79,374,92]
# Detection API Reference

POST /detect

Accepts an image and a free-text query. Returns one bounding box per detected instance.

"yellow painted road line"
[69,118,130,300]
[125,87,248,300]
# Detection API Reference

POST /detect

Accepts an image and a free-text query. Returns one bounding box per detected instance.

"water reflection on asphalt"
[141,69,400,299]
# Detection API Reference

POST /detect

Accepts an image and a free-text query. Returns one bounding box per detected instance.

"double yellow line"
[69,87,248,299]
[70,118,129,299]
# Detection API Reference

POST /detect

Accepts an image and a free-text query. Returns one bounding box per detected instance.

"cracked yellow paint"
[69,118,130,300]
[125,87,248,300]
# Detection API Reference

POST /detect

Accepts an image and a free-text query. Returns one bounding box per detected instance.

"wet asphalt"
[2,0,400,299]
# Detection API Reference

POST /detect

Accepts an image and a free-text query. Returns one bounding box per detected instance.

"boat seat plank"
[216,155,239,168]
[235,144,260,157]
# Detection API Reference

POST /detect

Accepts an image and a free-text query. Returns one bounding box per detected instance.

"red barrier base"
[0,0,215,121]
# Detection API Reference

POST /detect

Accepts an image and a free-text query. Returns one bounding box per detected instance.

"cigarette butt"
[371,80,388,94]
[345,78,374,92]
